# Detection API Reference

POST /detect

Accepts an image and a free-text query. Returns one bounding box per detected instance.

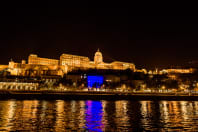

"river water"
[0,100,198,131]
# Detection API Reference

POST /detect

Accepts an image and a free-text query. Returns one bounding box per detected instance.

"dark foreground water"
[1,100,198,131]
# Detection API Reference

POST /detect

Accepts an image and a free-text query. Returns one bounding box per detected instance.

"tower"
[94,49,103,64]
[8,59,15,69]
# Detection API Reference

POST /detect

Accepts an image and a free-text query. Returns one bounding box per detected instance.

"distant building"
[0,65,8,71]
[60,54,90,70]
[0,49,136,77]
[59,49,135,71]
[90,49,136,70]
[162,68,194,74]
[7,59,66,76]
[28,54,59,65]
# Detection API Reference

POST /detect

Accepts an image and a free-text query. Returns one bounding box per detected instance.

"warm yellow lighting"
[1,49,135,77]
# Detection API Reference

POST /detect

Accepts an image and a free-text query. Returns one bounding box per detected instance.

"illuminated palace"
[0,49,136,76]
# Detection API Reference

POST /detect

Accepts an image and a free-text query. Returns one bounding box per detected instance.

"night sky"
[0,6,198,69]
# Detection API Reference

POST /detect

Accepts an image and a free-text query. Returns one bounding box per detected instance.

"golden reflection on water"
[115,100,130,131]
[54,100,65,131]
[0,100,16,131]
[1,100,198,131]
[140,101,156,131]
[54,100,87,131]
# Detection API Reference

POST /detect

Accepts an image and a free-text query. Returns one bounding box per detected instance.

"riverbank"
[1,90,198,100]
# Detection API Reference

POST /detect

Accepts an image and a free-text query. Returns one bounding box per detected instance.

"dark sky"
[0,6,198,69]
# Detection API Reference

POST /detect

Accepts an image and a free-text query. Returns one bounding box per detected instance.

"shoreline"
[1,90,198,100]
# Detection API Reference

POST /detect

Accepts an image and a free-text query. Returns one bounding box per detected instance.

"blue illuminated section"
[87,76,104,88]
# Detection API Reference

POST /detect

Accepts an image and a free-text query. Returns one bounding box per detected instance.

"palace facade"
[0,49,136,76]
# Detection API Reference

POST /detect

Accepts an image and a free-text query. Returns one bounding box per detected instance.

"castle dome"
[94,49,103,64]
[95,49,102,56]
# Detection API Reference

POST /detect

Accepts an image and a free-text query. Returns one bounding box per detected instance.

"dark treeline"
[2,68,198,91]
[63,69,198,90]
